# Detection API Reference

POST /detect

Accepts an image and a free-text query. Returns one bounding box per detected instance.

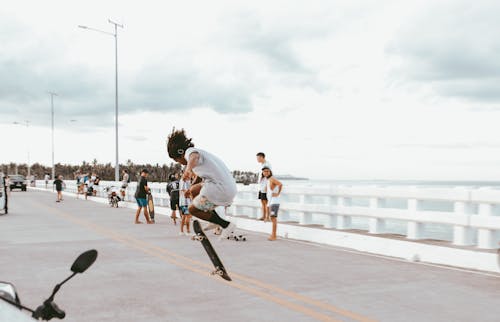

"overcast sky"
[1,0,500,180]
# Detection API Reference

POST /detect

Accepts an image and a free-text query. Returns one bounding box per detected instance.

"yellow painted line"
[35,196,377,322]
[42,205,340,322]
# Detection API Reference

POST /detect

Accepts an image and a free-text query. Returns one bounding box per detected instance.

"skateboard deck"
[147,193,155,222]
[192,220,231,281]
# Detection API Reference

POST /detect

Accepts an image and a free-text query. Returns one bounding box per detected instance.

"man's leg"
[143,206,153,224]
[186,215,192,233]
[259,195,266,220]
[135,207,142,223]
[268,204,279,241]
[269,216,277,241]
[188,183,231,228]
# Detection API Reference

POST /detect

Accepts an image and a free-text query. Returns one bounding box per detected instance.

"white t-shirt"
[185,147,237,205]
[258,161,272,192]
[178,178,191,207]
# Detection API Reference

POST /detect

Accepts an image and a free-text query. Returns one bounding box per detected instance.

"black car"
[9,175,27,191]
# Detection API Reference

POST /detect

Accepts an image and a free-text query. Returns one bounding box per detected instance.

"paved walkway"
[1,190,500,322]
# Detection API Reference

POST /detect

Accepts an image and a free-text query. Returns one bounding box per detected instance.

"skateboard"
[192,220,232,281]
[147,193,155,223]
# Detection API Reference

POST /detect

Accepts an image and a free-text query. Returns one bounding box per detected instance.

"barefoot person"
[167,173,180,225]
[178,170,192,236]
[134,169,153,224]
[53,175,65,203]
[256,152,271,221]
[262,166,282,241]
[167,128,237,238]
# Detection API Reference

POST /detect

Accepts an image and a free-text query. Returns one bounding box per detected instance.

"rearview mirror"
[70,249,98,273]
[0,282,20,305]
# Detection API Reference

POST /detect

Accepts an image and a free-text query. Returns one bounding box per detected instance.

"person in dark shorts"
[53,175,65,202]
[134,169,153,224]
[256,152,272,221]
[167,173,180,224]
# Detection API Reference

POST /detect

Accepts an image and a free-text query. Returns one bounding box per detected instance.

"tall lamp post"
[13,120,30,179]
[48,92,58,181]
[78,20,123,181]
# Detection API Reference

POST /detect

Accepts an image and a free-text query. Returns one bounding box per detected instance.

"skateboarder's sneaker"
[219,222,236,241]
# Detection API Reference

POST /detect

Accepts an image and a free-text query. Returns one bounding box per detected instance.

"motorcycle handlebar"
[33,301,65,320]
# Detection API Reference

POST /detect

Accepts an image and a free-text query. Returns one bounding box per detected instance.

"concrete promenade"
[1,190,500,322]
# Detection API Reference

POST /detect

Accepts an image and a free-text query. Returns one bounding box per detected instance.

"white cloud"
[2,0,500,180]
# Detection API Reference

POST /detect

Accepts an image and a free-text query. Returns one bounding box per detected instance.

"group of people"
[131,129,283,241]
[75,172,101,200]
[256,152,283,241]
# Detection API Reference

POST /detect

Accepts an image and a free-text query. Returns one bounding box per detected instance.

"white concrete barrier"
[35,180,500,249]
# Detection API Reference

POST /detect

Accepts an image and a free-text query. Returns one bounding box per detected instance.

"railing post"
[407,198,423,239]
[298,193,313,224]
[453,199,473,246]
[299,211,313,225]
[337,196,351,229]
[369,197,385,234]
[477,202,495,249]
[324,196,337,228]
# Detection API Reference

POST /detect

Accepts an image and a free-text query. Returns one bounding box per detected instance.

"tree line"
[1,160,258,184]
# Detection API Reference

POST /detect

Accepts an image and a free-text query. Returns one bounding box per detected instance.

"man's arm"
[183,152,200,181]
[271,178,283,196]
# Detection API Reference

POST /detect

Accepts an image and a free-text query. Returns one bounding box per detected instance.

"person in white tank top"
[262,166,283,241]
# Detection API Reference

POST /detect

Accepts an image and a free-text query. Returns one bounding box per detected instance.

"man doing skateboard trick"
[167,128,237,239]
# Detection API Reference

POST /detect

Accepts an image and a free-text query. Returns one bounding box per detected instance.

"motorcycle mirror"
[70,249,98,273]
[0,282,20,306]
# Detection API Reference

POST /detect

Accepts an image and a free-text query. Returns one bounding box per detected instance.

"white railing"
[34,180,500,249]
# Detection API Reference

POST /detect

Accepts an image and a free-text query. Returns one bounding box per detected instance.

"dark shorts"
[269,204,280,217]
[179,205,190,215]
[136,198,147,207]
[258,192,268,201]
[170,197,179,210]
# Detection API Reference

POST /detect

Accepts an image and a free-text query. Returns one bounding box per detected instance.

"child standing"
[167,174,180,225]
[53,175,64,202]
[178,171,193,236]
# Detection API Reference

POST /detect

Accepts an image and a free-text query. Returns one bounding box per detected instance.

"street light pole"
[48,92,58,181]
[78,20,123,181]
[110,19,121,183]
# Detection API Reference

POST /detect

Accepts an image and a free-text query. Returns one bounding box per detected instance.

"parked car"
[9,175,27,191]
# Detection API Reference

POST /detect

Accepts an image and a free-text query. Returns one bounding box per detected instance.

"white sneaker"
[219,222,236,240]
[179,232,184,236]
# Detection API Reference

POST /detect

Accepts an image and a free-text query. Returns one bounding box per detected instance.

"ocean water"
[265,179,500,242]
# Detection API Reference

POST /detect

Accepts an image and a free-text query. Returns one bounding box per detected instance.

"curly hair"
[167,128,195,159]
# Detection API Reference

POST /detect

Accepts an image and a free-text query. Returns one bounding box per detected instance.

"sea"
[261,179,500,242]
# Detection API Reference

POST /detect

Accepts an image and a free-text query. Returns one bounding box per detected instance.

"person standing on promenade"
[75,172,82,198]
[256,152,272,221]
[134,169,153,224]
[167,128,237,238]
[120,169,130,200]
[262,166,282,241]
[53,175,65,203]
[44,173,50,189]
[167,173,180,224]
[178,170,192,235]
